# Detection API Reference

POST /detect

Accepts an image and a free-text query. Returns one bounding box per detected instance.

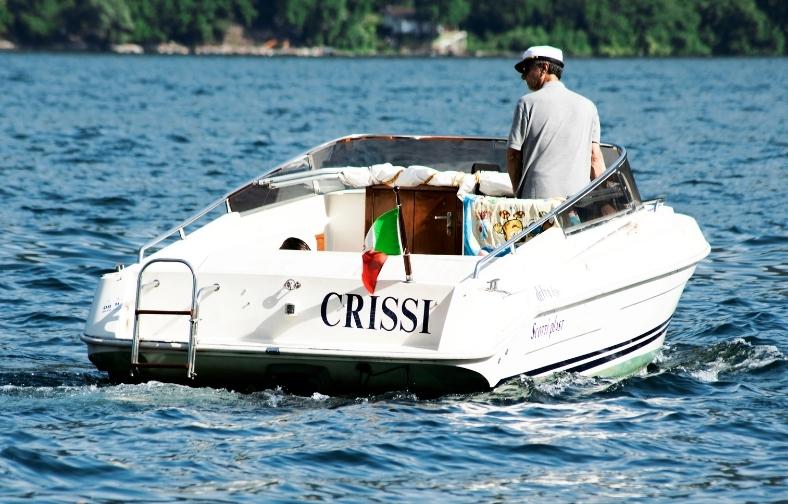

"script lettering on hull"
[321,292,433,334]
[531,315,564,340]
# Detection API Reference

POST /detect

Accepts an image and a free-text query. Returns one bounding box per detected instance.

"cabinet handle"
[434,211,453,236]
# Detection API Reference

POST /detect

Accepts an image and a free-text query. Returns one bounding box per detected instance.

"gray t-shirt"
[508,80,600,199]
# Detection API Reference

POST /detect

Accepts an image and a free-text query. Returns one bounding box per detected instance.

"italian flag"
[362,207,402,294]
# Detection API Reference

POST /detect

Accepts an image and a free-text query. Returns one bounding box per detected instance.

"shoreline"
[0,39,491,58]
[0,46,513,59]
[1,40,785,59]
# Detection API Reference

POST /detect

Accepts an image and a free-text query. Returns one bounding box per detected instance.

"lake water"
[0,54,786,502]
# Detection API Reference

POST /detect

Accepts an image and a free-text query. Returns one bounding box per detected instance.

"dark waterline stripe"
[566,329,665,374]
[525,318,670,376]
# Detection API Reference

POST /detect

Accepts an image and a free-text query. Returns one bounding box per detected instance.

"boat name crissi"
[321,292,434,334]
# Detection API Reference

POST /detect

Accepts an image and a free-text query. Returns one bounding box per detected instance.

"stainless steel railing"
[472,144,630,279]
[135,133,512,262]
[136,162,306,262]
[135,136,631,269]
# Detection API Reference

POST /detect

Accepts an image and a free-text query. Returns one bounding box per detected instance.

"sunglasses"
[519,61,539,78]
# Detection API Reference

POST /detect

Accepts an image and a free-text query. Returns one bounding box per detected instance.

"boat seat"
[474,171,513,196]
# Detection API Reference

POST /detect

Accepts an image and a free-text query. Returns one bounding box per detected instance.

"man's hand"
[507,148,523,194]
[591,142,605,179]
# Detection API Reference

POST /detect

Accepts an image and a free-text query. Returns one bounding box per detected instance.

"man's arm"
[507,147,523,194]
[590,142,605,179]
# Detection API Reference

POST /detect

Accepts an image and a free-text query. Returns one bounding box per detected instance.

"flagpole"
[393,186,413,282]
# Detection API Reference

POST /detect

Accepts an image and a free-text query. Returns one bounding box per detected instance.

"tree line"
[0,0,785,56]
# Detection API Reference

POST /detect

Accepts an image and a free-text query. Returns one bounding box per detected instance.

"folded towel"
[477,171,513,196]
[338,164,477,197]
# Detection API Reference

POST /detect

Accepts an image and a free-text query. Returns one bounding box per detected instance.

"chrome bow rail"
[136,134,506,262]
[135,135,636,282]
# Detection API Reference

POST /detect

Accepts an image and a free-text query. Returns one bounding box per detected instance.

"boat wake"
[480,337,785,404]
[1,338,781,405]
[0,368,107,390]
[656,337,784,383]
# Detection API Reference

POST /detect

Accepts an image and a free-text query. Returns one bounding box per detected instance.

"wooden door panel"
[365,185,461,255]
[413,190,457,254]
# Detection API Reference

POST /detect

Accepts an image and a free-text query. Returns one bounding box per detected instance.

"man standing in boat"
[507,45,606,199]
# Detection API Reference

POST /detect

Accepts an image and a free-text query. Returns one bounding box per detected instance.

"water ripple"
[0,54,785,501]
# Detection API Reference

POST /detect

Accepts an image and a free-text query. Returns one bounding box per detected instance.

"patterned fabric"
[462,194,564,255]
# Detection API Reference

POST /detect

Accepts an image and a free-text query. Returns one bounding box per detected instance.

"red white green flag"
[361,207,402,294]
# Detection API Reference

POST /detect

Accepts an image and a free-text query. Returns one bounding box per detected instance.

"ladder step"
[132,258,204,381]
[136,309,192,316]
[132,362,189,370]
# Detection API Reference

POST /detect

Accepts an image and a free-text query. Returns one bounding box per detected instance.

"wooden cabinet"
[365,185,462,255]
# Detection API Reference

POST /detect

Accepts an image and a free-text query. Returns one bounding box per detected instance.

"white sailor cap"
[514,45,564,73]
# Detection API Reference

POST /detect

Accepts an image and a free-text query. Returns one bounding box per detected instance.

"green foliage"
[122,0,257,45]
[548,22,592,57]
[757,0,788,35]
[259,0,377,49]
[341,11,379,52]
[65,0,134,47]
[125,0,165,43]
[0,0,12,37]
[415,0,470,28]
[0,0,785,54]
[233,0,256,26]
[465,0,532,35]
[697,0,784,55]
[635,0,709,56]
[8,0,73,45]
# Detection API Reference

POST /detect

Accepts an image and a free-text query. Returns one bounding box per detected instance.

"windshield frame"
[472,143,640,278]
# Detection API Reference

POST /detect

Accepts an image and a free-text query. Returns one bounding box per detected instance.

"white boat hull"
[83,201,707,395]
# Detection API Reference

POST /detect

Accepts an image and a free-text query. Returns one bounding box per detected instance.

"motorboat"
[82,134,710,395]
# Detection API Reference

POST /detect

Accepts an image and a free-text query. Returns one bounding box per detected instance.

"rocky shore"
[0,39,354,57]
[0,42,475,57]
[110,41,353,57]
[0,26,470,57]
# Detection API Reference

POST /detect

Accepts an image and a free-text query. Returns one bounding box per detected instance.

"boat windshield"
[227,135,640,224]
[139,135,643,262]
[228,135,507,212]
[472,143,642,276]
[227,154,312,213]
[555,144,641,233]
